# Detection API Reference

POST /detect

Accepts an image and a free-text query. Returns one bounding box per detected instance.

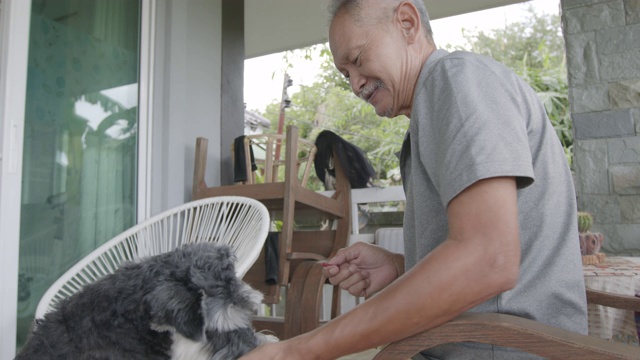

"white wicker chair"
[35,196,270,319]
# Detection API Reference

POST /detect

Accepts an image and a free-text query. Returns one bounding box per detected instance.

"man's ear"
[395,1,421,44]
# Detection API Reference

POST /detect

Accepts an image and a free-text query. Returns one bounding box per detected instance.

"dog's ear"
[145,244,241,341]
[145,282,204,341]
[186,244,264,333]
[188,244,238,292]
[201,282,263,333]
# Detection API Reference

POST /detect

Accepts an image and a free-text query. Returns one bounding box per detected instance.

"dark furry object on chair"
[314,130,376,190]
[16,243,276,360]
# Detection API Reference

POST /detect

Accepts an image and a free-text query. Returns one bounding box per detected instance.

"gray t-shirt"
[400,50,587,359]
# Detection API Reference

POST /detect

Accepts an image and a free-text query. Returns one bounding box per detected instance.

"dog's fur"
[16,243,276,360]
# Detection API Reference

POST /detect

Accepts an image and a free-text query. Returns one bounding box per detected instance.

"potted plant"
[578,211,605,265]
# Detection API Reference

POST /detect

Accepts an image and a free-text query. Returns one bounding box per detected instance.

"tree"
[260,44,408,188]
[450,5,565,70]
[258,6,572,188]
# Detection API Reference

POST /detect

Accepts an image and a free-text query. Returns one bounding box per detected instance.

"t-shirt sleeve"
[418,55,535,207]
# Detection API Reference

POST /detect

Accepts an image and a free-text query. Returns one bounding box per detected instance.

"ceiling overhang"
[245,0,529,59]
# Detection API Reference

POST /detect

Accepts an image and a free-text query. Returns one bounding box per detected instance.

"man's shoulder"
[428,49,505,72]
[419,50,516,95]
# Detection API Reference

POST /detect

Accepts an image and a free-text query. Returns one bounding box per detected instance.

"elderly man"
[241,0,587,359]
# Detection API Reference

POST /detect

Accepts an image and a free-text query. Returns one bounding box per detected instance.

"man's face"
[329,9,409,118]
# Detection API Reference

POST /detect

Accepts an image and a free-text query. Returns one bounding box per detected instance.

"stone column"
[562,0,640,255]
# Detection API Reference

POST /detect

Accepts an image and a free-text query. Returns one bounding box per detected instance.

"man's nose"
[350,72,365,96]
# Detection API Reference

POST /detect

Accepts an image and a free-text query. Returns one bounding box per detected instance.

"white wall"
[150,0,222,216]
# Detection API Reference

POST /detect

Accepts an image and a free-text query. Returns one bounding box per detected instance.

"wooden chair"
[232,132,316,187]
[192,125,352,339]
[373,289,640,359]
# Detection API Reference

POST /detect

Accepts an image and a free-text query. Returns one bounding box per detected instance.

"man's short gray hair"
[326,0,433,39]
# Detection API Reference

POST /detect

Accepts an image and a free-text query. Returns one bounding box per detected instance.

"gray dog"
[16,242,276,360]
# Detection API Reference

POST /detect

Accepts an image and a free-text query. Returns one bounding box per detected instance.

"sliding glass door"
[16,0,141,348]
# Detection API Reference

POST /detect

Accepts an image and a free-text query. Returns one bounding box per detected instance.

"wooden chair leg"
[284,261,314,339]
[331,284,342,319]
[300,262,327,334]
[192,137,208,200]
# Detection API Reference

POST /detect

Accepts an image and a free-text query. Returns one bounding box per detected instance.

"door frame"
[0,0,31,357]
[137,0,156,222]
[0,0,155,356]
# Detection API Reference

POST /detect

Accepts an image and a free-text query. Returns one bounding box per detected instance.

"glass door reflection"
[17,0,141,348]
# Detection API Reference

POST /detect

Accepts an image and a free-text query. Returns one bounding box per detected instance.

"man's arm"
[271,176,522,360]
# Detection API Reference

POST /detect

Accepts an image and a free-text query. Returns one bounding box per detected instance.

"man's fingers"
[328,245,363,266]
[322,264,339,278]
[327,262,359,283]
[327,247,354,266]
[326,264,350,285]
[338,270,369,292]
[347,276,371,297]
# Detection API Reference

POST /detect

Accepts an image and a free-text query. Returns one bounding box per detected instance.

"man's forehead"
[329,12,356,58]
[329,7,354,34]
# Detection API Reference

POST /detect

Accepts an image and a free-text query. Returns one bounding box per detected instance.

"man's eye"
[343,72,350,80]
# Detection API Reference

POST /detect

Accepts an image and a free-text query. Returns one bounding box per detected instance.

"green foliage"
[522,62,573,166]
[262,81,407,188]
[257,6,573,188]
[449,5,565,70]
[317,45,351,92]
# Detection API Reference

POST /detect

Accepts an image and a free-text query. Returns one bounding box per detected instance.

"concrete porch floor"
[338,348,381,359]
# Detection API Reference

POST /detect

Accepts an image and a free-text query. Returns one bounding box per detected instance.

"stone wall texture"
[562,0,640,255]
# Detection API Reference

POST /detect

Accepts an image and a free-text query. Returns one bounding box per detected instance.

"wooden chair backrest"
[373,288,640,359]
[373,311,640,360]
[237,133,317,187]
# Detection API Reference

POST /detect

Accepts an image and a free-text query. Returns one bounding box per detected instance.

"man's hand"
[239,340,299,360]
[323,242,402,297]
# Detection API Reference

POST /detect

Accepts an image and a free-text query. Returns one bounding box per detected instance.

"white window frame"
[137,0,156,222]
[0,1,31,357]
[0,0,155,356]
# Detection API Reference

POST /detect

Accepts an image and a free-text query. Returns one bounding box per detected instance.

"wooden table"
[583,256,640,345]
